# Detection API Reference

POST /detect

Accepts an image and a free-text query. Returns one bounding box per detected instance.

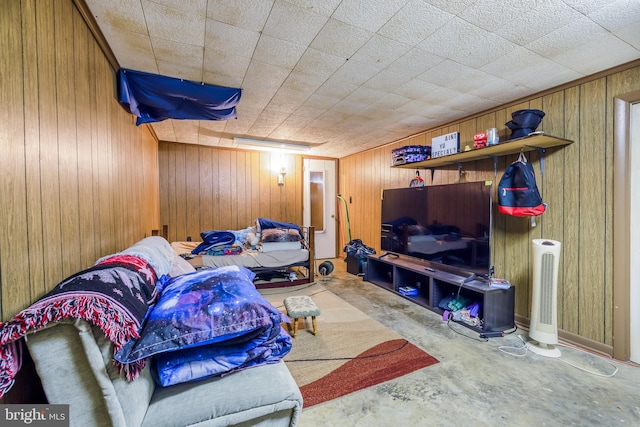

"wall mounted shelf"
[392,133,573,170]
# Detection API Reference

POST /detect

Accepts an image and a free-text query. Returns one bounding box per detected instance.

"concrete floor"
[296,259,640,427]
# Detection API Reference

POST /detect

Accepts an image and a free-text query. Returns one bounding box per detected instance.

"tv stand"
[365,254,514,333]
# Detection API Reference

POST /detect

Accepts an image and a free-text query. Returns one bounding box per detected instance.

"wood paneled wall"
[0,0,160,320]
[158,142,303,242]
[339,63,640,349]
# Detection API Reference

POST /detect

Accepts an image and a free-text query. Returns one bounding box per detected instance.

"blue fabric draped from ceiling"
[117,68,242,125]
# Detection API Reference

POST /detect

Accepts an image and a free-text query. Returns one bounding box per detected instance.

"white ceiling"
[84,0,640,158]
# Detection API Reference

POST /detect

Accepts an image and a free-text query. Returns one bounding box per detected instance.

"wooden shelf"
[392,133,573,169]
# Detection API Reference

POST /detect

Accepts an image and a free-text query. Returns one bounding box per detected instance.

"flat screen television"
[380,181,493,278]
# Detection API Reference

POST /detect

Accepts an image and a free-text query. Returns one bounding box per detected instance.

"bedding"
[172,242,308,269]
[169,220,315,287]
[260,241,302,253]
[0,253,161,397]
[260,228,302,243]
[114,266,291,386]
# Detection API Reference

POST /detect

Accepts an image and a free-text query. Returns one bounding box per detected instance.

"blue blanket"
[115,266,291,386]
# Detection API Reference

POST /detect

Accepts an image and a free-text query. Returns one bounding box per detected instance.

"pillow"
[114,266,287,364]
[152,323,292,387]
[168,253,196,277]
[260,228,302,243]
[256,218,302,234]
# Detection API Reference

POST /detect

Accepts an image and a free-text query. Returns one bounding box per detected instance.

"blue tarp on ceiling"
[117,68,242,125]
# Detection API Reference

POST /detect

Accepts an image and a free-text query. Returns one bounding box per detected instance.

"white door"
[303,159,337,259]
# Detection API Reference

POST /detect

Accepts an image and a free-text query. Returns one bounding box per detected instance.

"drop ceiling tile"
[283,0,342,16]
[589,0,640,32]
[301,93,341,110]
[205,20,260,58]
[329,99,368,115]
[551,33,640,75]
[378,0,454,45]
[332,0,409,32]
[262,0,328,45]
[142,0,206,46]
[343,86,387,105]
[480,46,583,91]
[206,0,273,31]
[242,61,290,92]
[202,50,250,87]
[267,88,311,113]
[252,35,307,69]
[494,0,583,46]
[386,47,446,78]
[153,0,208,14]
[417,60,482,90]
[458,0,526,32]
[281,70,329,94]
[368,93,411,110]
[525,17,610,59]
[478,83,533,105]
[151,38,204,71]
[172,120,201,145]
[85,0,148,35]
[331,59,382,87]
[513,64,577,91]
[363,69,412,92]
[561,0,619,14]
[156,60,203,82]
[391,79,438,100]
[422,0,476,15]
[310,18,373,60]
[349,34,412,70]
[236,89,273,110]
[616,22,640,49]
[293,48,346,78]
[150,119,176,142]
[98,25,158,72]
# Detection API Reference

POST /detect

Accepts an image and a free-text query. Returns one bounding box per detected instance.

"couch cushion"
[142,361,302,427]
[96,235,174,278]
[26,319,154,427]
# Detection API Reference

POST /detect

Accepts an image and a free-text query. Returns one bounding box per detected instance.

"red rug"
[292,338,439,407]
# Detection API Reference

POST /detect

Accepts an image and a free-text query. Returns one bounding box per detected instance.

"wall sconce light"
[277,167,286,186]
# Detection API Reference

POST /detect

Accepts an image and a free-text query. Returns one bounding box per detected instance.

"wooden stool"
[283,295,320,338]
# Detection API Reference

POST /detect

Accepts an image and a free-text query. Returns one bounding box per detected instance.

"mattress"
[171,241,309,269]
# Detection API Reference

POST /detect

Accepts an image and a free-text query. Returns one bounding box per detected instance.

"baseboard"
[515,314,614,357]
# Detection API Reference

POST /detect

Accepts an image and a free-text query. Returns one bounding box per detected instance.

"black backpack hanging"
[498,152,546,217]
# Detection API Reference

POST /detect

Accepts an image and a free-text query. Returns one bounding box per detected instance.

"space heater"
[527,239,562,357]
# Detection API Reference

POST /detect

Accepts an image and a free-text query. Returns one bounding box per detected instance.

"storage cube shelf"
[365,254,515,333]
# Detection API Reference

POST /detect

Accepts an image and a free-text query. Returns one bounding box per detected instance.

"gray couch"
[26,319,303,427]
[23,235,303,427]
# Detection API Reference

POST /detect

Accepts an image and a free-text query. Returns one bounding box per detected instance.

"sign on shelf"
[431,132,460,158]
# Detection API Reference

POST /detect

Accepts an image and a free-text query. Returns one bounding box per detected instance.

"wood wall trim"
[612,91,640,360]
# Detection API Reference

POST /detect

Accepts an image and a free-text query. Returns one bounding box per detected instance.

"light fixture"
[277,167,287,186]
[233,137,310,152]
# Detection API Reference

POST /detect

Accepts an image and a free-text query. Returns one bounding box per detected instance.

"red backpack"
[498,153,546,217]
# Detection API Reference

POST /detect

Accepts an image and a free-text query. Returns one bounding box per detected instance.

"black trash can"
[346,254,367,276]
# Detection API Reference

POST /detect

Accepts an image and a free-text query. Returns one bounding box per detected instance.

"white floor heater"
[527,239,562,357]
